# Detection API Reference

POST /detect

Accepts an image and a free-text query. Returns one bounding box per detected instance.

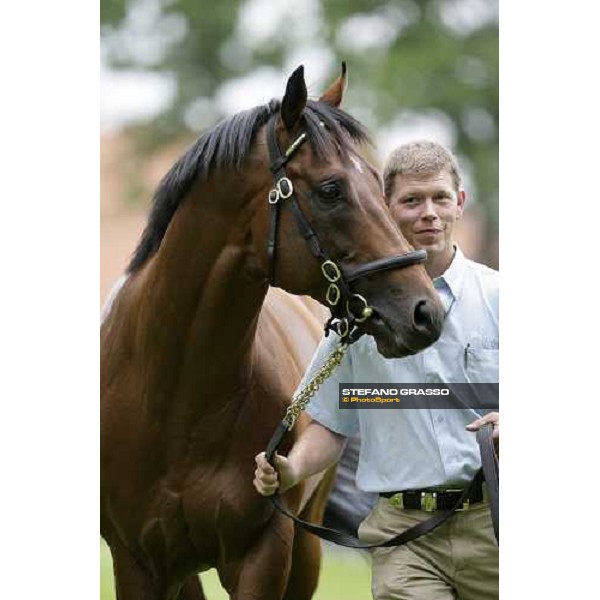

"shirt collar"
[433,245,466,304]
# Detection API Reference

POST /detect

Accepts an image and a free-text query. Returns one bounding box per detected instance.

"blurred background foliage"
[101,0,498,263]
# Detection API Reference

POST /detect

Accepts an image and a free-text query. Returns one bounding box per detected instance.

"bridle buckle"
[268,189,279,204]
[321,260,342,283]
[326,283,341,306]
[336,318,349,339]
[268,177,294,204]
[277,177,293,199]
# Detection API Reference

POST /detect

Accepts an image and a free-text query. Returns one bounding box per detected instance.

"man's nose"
[421,198,437,220]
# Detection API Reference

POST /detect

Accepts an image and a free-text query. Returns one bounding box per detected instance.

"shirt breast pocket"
[466,347,499,384]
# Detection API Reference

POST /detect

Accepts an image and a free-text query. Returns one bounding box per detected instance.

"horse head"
[248,64,444,358]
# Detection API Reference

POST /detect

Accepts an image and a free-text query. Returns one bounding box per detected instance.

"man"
[254,140,499,600]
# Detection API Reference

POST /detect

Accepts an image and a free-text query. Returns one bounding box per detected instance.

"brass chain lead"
[283,342,349,430]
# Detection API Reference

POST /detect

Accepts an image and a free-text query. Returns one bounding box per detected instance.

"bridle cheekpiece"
[265,114,427,343]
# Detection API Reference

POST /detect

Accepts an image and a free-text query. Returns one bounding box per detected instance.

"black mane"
[127,99,372,273]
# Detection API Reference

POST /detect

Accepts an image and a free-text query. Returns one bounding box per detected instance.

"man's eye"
[404,197,419,205]
[318,181,342,202]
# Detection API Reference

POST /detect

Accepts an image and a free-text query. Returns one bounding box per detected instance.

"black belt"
[381,482,484,512]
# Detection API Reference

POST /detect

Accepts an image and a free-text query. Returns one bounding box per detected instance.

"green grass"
[101,539,371,599]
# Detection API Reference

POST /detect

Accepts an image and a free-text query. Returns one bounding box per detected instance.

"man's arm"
[254,420,347,496]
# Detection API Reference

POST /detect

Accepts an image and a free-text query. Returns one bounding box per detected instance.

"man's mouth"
[416,228,443,234]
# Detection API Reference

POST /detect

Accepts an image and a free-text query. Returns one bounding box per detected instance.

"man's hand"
[253,422,347,497]
[466,411,499,451]
[253,452,298,496]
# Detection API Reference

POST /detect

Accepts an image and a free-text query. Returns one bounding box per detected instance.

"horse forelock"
[126,100,372,274]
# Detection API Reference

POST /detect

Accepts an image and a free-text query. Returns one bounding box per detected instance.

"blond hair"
[383,140,462,199]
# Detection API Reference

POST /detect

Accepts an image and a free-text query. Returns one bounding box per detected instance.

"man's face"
[387,169,465,262]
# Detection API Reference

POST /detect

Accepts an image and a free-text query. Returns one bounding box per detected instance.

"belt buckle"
[421,491,437,512]
[389,493,404,509]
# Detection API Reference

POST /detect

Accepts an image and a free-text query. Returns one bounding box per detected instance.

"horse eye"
[318,180,342,202]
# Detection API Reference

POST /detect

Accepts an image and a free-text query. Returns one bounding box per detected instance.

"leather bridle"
[265,115,427,342]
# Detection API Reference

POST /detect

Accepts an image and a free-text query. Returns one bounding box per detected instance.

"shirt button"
[425,374,440,383]
[436,415,444,423]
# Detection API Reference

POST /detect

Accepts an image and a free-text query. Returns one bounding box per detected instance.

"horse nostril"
[413,299,435,331]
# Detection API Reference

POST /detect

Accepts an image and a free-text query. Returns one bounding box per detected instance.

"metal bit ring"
[347,293,374,323]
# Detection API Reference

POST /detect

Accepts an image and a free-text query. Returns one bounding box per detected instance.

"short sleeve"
[302,333,359,437]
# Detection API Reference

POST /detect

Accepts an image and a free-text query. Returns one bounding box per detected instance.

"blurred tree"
[101,0,498,261]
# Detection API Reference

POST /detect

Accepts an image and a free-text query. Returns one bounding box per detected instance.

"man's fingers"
[254,466,278,484]
[255,452,276,474]
[466,412,499,431]
[253,478,278,496]
[253,451,281,496]
[466,418,485,431]
[253,472,279,495]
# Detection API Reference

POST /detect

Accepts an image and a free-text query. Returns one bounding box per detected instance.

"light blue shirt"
[304,247,499,492]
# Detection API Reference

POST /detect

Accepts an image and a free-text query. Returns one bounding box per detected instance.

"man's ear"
[457,190,467,218]
[319,61,347,108]
[281,65,307,131]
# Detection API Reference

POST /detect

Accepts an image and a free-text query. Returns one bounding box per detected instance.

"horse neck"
[127,173,269,398]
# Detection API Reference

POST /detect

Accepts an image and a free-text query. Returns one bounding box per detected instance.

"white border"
[501,2,599,597]
[4,2,597,598]
[1,3,98,598]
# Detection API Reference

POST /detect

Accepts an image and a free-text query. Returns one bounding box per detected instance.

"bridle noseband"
[265,115,427,342]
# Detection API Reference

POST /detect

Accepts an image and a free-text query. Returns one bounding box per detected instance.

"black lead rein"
[265,424,498,550]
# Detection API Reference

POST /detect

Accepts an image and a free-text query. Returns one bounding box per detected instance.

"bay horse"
[100,64,444,600]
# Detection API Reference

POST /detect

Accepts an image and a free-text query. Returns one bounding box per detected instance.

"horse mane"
[127,99,372,273]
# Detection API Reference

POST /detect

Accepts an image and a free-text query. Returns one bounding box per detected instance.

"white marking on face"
[350,155,363,173]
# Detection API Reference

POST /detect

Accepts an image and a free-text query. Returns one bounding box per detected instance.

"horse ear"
[319,61,347,108]
[281,65,307,131]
